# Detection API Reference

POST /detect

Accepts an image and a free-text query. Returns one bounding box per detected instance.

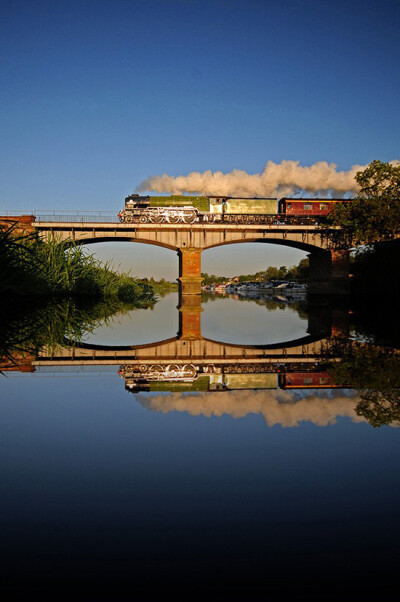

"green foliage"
[328,343,400,427]
[0,225,155,303]
[348,241,400,298]
[138,277,178,297]
[356,159,400,200]
[324,160,400,248]
[201,273,229,286]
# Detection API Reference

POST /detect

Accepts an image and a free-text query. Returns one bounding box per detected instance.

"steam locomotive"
[118,194,348,225]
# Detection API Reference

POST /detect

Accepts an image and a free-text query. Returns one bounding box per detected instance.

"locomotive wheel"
[150,214,163,223]
[125,214,133,223]
[183,211,197,224]
[207,214,215,223]
[167,213,180,224]
[139,215,148,223]
[242,215,248,223]
[149,364,163,374]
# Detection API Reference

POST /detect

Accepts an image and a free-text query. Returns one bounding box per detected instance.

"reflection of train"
[278,372,340,389]
[119,363,344,394]
[118,194,349,225]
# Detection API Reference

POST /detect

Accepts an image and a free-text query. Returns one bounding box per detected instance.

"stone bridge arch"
[31,220,349,296]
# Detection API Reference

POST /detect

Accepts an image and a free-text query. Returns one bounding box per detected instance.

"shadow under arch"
[63,236,179,252]
[204,237,325,255]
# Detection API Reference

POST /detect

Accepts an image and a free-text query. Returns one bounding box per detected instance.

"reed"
[0,224,155,303]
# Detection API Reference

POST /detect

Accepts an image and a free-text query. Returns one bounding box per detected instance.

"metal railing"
[0,210,120,223]
[1,210,326,226]
[35,215,120,223]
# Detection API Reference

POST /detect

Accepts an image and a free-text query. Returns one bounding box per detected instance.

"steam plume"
[137,389,368,428]
[138,160,368,198]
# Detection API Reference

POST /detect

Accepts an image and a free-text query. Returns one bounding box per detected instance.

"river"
[0,292,399,599]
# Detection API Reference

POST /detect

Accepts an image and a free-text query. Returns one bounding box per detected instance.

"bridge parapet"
[0,215,35,235]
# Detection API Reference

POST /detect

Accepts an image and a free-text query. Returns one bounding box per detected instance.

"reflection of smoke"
[137,389,366,427]
[138,160,367,198]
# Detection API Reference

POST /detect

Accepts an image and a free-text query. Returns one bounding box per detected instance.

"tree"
[328,343,400,427]
[324,160,400,248]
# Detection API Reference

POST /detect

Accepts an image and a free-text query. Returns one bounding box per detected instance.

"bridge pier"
[177,248,203,338]
[178,294,203,339]
[177,247,203,295]
[308,249,350,295]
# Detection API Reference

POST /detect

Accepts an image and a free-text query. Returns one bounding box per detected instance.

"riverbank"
[0,227,155,304]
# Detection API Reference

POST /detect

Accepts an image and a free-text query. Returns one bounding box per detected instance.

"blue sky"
[1,0,399,277]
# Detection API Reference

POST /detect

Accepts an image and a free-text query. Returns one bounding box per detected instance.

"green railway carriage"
[208,196,278,215]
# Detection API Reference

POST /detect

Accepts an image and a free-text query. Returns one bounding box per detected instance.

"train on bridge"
[119,194,349,225]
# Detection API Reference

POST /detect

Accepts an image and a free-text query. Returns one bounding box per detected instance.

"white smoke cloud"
[138,160,368,198]
[137,389,368,428]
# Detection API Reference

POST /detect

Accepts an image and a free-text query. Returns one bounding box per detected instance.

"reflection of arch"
[202,332,327,350]
[63,332,324,353]
[63,335,179,351]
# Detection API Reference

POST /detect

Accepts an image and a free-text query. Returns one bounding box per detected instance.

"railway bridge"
[13,214,351,296]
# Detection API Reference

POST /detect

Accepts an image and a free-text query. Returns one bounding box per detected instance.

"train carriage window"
[304,204,313,210]
[287,203,291,208]
[319,203,328,210]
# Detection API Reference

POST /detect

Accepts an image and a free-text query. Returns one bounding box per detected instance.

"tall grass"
[0,223,155,303]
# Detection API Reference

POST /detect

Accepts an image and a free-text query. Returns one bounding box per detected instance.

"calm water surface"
[0,293,399,599]
[83,292,309,346]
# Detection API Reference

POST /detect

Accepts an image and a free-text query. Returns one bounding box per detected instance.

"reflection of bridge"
[4,215,350,295]
[35,333,339,393]
[35,333,332,366]
[3,332,338,392]
[2,302,349,393]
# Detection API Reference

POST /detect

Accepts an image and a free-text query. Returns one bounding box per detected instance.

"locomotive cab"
[125,194,150,209]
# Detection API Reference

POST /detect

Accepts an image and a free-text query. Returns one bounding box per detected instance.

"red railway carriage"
[279,198,349,217]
